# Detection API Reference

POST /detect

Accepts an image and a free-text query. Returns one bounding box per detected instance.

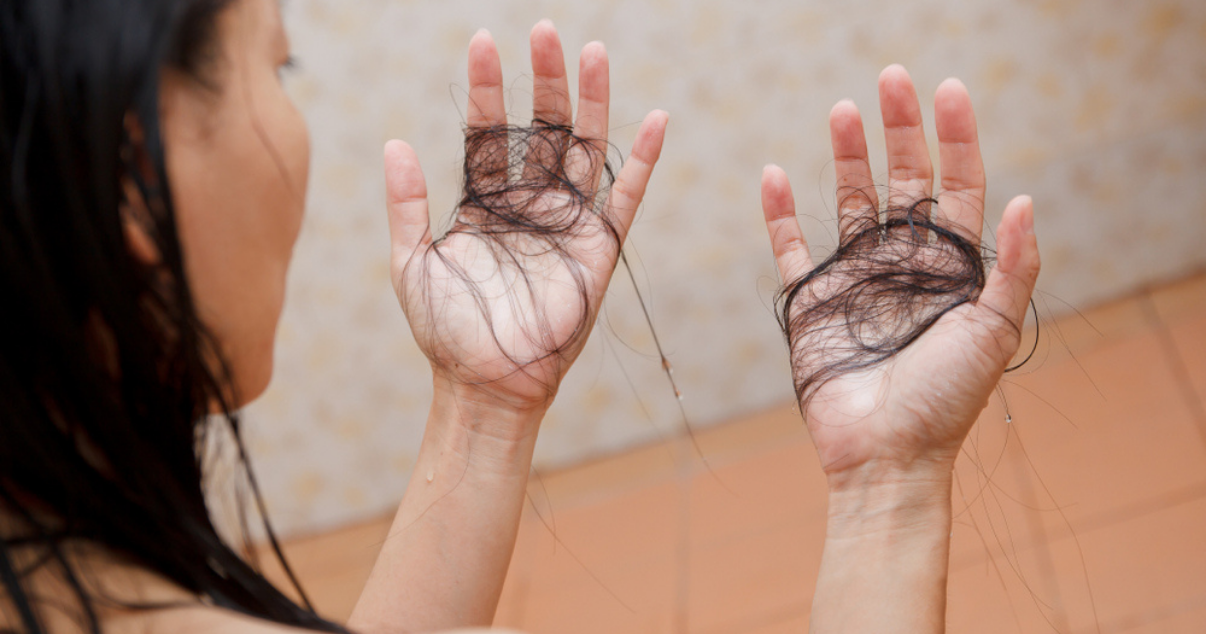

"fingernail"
[881,64,907,77]
[1019,196,1034,235]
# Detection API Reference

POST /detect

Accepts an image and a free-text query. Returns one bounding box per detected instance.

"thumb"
[976,195,1040,358]
[384,140,432,278]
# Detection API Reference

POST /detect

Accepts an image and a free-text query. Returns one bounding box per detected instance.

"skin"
[85,5,668,634]
[70,1,1033,632]
[162,0,309,403]
[10,6,313,631]
[761,65,1040,633]
[351,22,667,633]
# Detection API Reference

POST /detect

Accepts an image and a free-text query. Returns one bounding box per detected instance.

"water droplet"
[1005,415,1013,424]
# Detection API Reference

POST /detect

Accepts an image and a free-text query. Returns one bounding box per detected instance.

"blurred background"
[241,0,1206,632]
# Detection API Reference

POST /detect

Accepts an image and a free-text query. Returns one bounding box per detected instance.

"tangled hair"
[0,1,343,632]
[404,120,616,398]
[775,198,988,407]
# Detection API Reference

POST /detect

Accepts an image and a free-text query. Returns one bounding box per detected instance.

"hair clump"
[775,198,988,408]
[402,121,617,398]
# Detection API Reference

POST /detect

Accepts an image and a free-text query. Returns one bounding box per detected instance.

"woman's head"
[162,0,309,401]
[1,0,332,631]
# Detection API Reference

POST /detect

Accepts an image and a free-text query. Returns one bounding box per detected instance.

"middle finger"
[567,41,609,190]
[530,20,573,126]
[525,21,573,181]
[880,65,934,213]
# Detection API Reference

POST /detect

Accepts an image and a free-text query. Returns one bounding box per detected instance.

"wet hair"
[774,198,989,407]
[0,1,343,632]
[402,120,617,400]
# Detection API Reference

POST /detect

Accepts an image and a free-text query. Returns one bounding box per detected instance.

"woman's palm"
[761,66,1040,476]
[384,24,667,408]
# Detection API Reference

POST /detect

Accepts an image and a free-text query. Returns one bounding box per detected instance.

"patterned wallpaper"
[238,0,1206,536]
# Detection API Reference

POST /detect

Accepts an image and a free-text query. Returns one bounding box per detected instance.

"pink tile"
[992,330,1206,538]
[1148,273,1206,328]
[521,551,677,634]
[688,441,827,550]
[493,509,541,629]
[731,611,811,634]
[683,441,826,633]
[1165,313,1206,421]
[687,518,823,634]
[520,481,681,634]
[1111,600,1206,633]
[948,543,1076,634]
[1044,494,1206,633]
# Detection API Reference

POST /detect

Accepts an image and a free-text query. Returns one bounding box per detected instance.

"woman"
[0,0,1038,632]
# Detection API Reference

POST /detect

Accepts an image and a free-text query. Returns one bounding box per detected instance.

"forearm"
[809,470,954,634]
[347,379,545,633]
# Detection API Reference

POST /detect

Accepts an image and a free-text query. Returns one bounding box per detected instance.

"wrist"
[425,377,547,476]
[813,467,954,634]
[825,469,953,539]
[824,451,957,494]
[432,376,549,431]
[431,369,556,418]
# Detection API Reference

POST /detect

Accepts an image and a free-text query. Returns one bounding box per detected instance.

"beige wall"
[241,0,1206,535]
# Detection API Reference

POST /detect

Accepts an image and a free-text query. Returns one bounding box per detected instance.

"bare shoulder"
[128,608,528,634]
[110,606,315,634]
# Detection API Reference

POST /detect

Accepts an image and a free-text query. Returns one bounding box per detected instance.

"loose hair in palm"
[775,197,990,409]
[405,121,617,399]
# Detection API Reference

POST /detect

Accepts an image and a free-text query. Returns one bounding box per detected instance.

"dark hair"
[404,121,616,400]
[0,1,344,632]
[775,198,989,407]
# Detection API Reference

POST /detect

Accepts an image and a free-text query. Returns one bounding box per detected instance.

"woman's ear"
[120,113,161,266]
[120,189,162,267]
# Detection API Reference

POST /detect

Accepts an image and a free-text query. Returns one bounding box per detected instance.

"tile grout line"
[947,479,1206,574]
[1139,291,1206,452]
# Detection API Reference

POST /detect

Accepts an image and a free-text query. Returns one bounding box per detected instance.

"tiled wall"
[240,0,1206,535]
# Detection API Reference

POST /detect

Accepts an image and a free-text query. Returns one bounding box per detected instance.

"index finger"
[880,65,934,212]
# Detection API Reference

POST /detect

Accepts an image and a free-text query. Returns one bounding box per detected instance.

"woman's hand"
[384,22,667,417]
[761,65,1040,489]
[352,25,665,633]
